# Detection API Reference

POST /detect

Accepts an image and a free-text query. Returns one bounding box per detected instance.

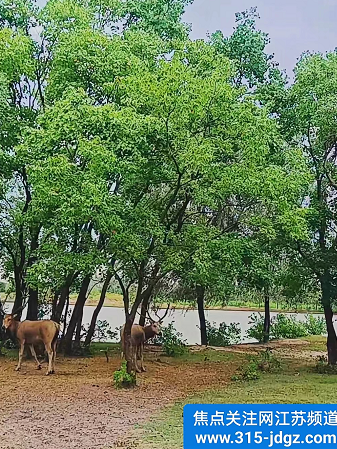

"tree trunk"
[27,287,38,321]
[323,304,337,365]
[26,229,39,321]
[139,292,151,327]
[52,272,75,323]
[51,291,59,319]
[84,270,113,346]
[263,286,271,344]
[74,310,83,350]
[122,292,145,374]
[321,277,337,365]
[123,316,134,374]
[62,294,70,338]
[52,285,69,323]
[63,275,91,355]
[196,284,208,346]
[12,267,24,318]
[58,293,70,350]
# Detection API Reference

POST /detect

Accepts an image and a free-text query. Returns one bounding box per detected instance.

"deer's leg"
[44,342,54,375]
[29,345,42,370]
[51,339,57,373]
[15,341,25,371]
[120,335,124,360]
[134,346,142,373]
[140,343,146,372]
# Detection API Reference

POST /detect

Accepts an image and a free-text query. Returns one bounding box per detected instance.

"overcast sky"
[35,0,337,77]
[183,0,337,76]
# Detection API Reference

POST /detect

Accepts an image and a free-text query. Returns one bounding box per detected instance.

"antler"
[146,308,155,324]
[148,303,171,324]
[12,300,28,316]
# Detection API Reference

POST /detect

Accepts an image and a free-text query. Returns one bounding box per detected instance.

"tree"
[274,52,337,364]
[0,0,192,349]
[210,6,279,88]
[241,231,288,343]
[0,1,315,370]
[164,8,307,347]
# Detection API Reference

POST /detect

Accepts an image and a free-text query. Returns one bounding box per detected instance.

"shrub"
[232,359,259,381]
[91,320,118,342]
[38,303,52,320]
[271,314,308,339]
[315,355,337,374]
[82,320,118,343]
[205,321,241,346]
[155,322,187,357]
[256,348,281,373]
[241,359,260,381]
[232,349,281,382]
[246,313,265,343]
[113,361,136,388]
[246,313,326,342]
[304,314,326,335]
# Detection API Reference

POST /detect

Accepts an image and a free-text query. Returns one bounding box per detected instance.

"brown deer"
[3,305,61,375]
[120,304,170,373]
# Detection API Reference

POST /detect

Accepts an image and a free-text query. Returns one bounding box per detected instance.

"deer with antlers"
[120,304,170,373]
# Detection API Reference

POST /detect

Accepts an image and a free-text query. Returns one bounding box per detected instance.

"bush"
[113,361,136,388]
[315,355,337,374]
[246,313,265,342]
[232,358,260,381]
[90,320,118,342]
[205,321,241,346]
[246,313,326,342]
[304,314,326,335]
[155,322,187,357]
[256,348,281,373]
[82,320,118,343]
[240,359,260,381]
[272,314,308,339]
[232,349,281,382]
[38,303,52,320]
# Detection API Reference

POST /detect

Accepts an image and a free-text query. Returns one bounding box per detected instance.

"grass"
[137,346,336,449]
[0,347,17,360]
[87,341,120,357]
[301,335,326,352]
[139,372,337,449]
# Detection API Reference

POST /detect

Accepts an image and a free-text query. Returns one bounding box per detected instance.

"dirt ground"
[0,340,325,449]
[190,338,326,360]
[0,349,241,449]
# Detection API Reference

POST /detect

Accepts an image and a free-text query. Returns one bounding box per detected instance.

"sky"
[33,0,337,76]
[183,0,337,76]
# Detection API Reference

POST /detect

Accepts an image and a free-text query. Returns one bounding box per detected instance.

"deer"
[120,304,170,373]
[2,304,61,375]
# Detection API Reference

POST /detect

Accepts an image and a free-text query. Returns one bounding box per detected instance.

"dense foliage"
[205,321,241,346]
[0,0,336,369]
[155,322,187,356]
[246,313,326,342]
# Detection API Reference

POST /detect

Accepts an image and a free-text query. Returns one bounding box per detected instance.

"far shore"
[4,293,324,315]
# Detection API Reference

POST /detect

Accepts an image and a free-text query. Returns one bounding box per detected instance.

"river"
[8,304,331,344]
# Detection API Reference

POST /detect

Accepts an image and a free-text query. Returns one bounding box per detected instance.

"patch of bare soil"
[0,351,240,449]
[190,338,325,361]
